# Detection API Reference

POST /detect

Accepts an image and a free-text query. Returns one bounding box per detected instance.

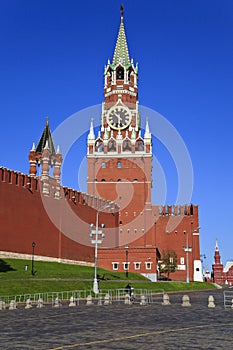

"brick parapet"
[0,166,119,213]
[154,204,198,217]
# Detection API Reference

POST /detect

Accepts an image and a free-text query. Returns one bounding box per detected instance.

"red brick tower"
[212,239,225,283]
[29,118,62,198]
[87,6,152,246]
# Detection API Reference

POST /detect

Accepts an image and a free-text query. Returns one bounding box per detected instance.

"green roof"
[112,18,130,67]
[35,119,56,155]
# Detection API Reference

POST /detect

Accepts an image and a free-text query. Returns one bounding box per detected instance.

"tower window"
[116,67,124,80]
[102,162,106,168]
[95,141,103,152]
[117,179,122,182]
[101,179,106,182]
[133,179,138,182]
[117,161,121,168]
[123,139,131,151]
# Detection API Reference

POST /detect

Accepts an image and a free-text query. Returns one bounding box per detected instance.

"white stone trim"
[0,251,94,266]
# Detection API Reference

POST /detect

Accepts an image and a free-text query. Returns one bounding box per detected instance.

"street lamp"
[90,203,113,294]
[31,242,36,276]
[200,254,206,277]
[125,245,129,278]
[182,227,200,283]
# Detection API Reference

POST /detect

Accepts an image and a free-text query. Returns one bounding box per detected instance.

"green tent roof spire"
[112,5,130,67]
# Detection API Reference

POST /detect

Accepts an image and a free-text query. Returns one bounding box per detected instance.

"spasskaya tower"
[87,5,153,246]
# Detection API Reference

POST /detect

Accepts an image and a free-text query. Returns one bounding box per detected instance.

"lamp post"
[182,227,200,283]
[200,254,206,278]
[125,245,129,278]
[90,203,113,294]
[31,242,36,276]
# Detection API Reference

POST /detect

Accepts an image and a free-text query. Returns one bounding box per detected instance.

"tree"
[158,250,178,279]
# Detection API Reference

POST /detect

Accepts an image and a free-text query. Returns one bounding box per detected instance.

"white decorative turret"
[44,139,49,150]
[215,238,219,251]
[56,145,61,154]
[131,128,136,140]
[144,118,151,142]
[104,128,109,140]
[116,130,123,140]
[88,119,95,144]
[31,142,36,151]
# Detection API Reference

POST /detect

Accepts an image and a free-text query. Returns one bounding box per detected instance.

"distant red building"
[212,240,233,285]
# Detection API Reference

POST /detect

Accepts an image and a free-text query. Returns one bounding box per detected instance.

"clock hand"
[115,110,122,125]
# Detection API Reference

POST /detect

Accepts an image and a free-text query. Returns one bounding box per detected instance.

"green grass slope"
[0,258,215,296]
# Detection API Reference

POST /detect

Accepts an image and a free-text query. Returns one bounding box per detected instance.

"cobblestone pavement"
[0,289,233,349]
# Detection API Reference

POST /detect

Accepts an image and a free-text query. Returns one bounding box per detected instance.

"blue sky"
[0,0,233,270]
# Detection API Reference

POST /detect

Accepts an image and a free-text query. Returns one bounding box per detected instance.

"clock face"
[107,106,131,130]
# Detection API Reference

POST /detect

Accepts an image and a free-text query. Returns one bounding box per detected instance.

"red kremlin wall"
[0,167,118,263]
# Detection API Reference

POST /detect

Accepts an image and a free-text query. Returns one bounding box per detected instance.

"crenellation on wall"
[157,204,197,217]
[61,185,118,212]
[0,167,40,192]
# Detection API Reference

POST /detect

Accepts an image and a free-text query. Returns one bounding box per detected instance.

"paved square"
[0,290,232,349]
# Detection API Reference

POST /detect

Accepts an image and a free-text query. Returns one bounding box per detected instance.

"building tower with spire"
[87,6,203,282]
[87,6,152,247]
[212,239,225,283]
[28,118,62,198]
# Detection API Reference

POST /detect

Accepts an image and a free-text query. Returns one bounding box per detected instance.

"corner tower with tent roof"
[28,118,62,197]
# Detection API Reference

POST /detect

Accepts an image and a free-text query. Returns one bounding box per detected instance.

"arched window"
[135,139,144,151]
[117,179,122,182]
[123,139,131,151]
[101,162,106,168]
[95,140,103,152]
[108,139,116,152]
[117,161,121,168]
[101,179,106,182]
[116,66,124,80]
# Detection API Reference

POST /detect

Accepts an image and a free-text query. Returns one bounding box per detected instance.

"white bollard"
[162,293,171,306]
[182,295,191,307]
[9,300,17,310]
[104,293,111,305]
[69,296,76,307]
[0,301,6,310]
[25,298,32,309]
[140,295,147,305]
[37,298,44,308]
[53,297,62,308]
[208,295,215,308]
[125,293,131,305]
[86,295,93,306]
